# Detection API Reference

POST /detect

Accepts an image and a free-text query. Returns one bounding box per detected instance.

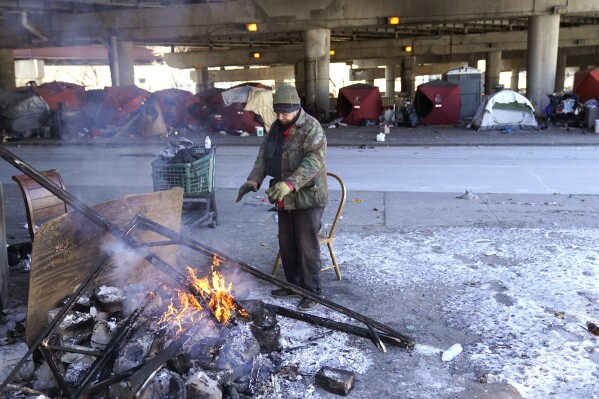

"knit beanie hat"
[273,83,301,113]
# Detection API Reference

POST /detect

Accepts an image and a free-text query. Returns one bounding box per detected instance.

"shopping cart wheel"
[208,217,217,228]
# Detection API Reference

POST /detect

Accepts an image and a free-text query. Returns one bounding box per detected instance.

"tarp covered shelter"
[573,67,599,102]
[243,87,276,131]
[32,81,86,110]
[468,90,538,131]
[414,80,461,125]
[148,88,200,127]
[337,84,382,125]
[0,87,50,133]
[217,84,270,134]
[102,85,150,126]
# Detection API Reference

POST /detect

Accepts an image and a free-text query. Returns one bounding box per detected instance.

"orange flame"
[159,254,246,335]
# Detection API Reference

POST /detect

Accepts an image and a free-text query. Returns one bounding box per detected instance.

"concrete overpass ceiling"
[0,0,597,66]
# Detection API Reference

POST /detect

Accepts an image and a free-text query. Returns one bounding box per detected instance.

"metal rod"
[136,216,415,349]
[269,304,410,348]
[0,146,414,356]
[39,345,73,398]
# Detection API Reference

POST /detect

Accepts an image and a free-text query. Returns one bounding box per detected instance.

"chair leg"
[327,242,342,280]
[272,251,282,275]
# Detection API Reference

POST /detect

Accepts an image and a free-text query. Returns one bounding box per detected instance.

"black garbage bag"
[402,102,419,128]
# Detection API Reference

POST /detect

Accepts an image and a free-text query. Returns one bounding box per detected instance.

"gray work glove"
[236,180,258,202]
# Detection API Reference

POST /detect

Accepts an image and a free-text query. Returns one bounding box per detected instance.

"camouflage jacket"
[247,109,328,210]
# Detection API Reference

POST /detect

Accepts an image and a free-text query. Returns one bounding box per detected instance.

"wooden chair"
[12,169,68,242]
[272,172,347,280]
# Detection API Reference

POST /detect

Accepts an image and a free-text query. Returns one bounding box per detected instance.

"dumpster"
[443,66,482,119]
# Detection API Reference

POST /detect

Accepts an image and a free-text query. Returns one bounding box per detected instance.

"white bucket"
[595,119,599,133]
[376,132,386,142]
[256,126,264,137]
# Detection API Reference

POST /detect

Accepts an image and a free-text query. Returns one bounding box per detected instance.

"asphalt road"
[2,144,599,195]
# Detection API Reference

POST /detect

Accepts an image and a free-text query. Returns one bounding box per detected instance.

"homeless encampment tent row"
[0,82,276,140]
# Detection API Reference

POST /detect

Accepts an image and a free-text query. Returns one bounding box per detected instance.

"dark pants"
[278,207,324,295]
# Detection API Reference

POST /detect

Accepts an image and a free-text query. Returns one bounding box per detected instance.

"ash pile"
[2,267,356,399]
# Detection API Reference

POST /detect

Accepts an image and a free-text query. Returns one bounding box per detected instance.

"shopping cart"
[151,146,218,227]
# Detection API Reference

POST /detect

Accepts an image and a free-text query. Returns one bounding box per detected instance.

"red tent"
[414,80,461,125]
[102,85,150,125]
[32,81,86,110]
[337,84,382,125]
[573,67,599,102]
[149,88,200,127]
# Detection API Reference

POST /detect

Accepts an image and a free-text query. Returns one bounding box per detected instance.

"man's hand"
[236,180,258,202]
[265,181,293,202]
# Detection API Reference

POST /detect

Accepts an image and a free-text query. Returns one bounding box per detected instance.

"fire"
[159,254,246,335]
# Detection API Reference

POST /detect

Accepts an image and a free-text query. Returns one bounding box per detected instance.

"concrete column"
[401,57,416,99]
[108,38,135,86]
[385,63,396,98]
[485,51,502,95]
[194,66,209,93]
[304,28,330,114]
[0,49,16,89]
[555,52,567,93]
[526,14,560,114]
[511,69,520,92]
[294,61,306,100]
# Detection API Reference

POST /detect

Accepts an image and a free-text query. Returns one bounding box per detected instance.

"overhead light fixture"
[553,6,567,15]
[251,51,261,59]
[329,49,335,56]
[246,23,259,32]
[402,45,412,52]
[387,16,400,25]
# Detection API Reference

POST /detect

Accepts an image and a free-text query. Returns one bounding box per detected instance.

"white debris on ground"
[324,227,598,398]
[248,226,599,398]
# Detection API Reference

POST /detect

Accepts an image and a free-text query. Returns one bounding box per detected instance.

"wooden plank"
[26,188,184,345]
[32,202,67,220]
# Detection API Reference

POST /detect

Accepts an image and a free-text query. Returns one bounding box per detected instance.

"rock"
[314,366,355,396]
[0,342,35,383]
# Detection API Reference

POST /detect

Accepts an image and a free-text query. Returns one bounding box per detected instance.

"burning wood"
[0,146,416,398]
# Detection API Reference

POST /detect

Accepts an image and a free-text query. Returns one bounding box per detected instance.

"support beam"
[0,49,15,89]
[526,14,560,114]
[108,37,136,86]
[304,28,330,113]
[385,62,396,97]
[555,52,567,93]
[485,50,502,94]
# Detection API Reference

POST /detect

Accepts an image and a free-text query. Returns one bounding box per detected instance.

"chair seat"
[272,172,346,280]
[12,169,68,242]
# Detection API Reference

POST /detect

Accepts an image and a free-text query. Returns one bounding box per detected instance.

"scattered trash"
[501,127,513,133]
[441,343,463,362]
[352,199,362,203]
[457,190,478,200]
[376,132,386,142]
[479,373,499,384]
[554,311,565,319]
[587,322,599,336]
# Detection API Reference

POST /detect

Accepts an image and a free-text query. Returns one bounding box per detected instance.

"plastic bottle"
[441,343,462,362]
[204,135,211,149]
